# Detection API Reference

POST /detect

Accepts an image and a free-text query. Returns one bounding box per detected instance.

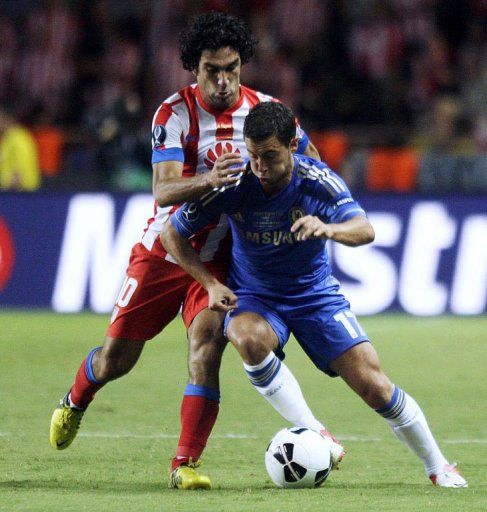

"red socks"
[69,347,104,410]
[68,353,220,468]
[172,391,220,470]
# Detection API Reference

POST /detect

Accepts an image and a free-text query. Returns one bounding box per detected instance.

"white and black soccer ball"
[265,427,333,488]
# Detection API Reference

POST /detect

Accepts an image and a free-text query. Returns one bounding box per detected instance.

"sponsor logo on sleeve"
[333,197,354,209]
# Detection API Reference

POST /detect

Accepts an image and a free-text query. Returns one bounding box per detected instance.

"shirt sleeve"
[151,102,185,164]
[170,202,213,238]
[324,195,367,224]
[295,123,310,154]
[170,186,233,238]
[309,163,366,223]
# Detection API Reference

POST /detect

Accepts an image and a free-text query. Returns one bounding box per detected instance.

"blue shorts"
[224,290,369,377]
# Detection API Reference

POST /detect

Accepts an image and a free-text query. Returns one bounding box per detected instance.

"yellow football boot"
[49,394,84,450]
[168,461,212,490]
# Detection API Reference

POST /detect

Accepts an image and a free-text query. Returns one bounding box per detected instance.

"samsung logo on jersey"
[245,230,298,245]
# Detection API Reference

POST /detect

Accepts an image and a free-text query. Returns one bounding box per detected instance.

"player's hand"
[291,215,334,241]
[207,151,244,190]
[208,283,238,312]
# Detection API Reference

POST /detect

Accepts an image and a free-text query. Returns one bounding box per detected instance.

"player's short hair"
[179,11,256,71]
[243,102,296,146]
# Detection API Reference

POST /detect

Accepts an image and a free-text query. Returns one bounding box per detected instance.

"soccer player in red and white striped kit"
[50,11,321,489]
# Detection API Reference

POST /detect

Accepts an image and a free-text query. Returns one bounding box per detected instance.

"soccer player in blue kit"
[160,102,468,488]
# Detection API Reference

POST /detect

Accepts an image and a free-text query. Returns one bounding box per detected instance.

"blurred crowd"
[0,0,486,193]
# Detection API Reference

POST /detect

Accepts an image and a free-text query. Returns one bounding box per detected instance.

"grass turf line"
[0,312,486,511]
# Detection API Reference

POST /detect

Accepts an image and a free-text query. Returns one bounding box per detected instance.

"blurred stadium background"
[0,0,485,313]
[1,3,486,509]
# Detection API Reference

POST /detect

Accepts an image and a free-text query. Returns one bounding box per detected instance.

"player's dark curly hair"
[179,11,256,71]
[243,102,296,146]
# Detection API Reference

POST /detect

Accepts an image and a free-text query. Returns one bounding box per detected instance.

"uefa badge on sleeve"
[183,203,199,222]
[152,125,167,148]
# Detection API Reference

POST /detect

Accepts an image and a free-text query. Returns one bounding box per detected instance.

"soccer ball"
[265,427,333,488]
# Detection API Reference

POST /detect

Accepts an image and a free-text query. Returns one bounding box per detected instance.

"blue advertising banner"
[0,192,486,315]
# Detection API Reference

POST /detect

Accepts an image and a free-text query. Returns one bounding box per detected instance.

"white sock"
[243,352,325,432]
[376,386,448,475]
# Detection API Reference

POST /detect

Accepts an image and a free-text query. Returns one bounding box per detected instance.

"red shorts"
[107,243,228,341]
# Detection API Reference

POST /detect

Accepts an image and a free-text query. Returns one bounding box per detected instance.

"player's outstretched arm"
[291,215,375,247]
[160,222,238,312]
[152,152,244,207]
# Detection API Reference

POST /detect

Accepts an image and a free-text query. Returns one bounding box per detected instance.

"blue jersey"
[171,155,366,300]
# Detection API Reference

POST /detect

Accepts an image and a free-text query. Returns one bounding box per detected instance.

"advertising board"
[0,193,485,315]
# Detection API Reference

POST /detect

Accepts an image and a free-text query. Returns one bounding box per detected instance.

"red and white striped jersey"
[141,83,308,266]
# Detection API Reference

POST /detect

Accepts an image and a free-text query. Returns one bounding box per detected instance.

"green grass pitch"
[0,312,486,511]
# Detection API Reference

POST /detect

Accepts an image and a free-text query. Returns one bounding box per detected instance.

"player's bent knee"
[227,316,276,364]
[229,333,272,364]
